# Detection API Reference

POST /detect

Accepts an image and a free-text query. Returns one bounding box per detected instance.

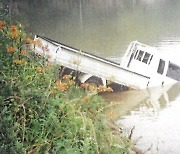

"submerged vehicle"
[33,35,180,90]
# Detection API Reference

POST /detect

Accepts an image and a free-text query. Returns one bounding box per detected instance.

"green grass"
[0,15,131,154]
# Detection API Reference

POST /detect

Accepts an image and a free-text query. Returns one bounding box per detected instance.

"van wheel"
[85,76,103,87]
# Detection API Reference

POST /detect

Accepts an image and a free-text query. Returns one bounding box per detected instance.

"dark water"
[8,0,180,153]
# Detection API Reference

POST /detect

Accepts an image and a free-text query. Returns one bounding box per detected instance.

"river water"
[10,0,180,153]
[103,83,180,153]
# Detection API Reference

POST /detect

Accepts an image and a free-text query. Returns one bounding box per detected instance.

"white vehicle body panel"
[33,35,179,90]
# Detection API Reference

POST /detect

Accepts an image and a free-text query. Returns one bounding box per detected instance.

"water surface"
[13,0,180,57]
[102,83,180,153]
[11,0,180,153]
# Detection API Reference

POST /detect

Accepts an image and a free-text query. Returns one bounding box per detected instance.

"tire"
[85,76,103,87]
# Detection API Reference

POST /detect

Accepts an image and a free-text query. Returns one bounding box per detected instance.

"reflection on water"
[102,83,180,153]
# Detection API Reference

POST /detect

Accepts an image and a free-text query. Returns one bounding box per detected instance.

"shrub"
[0,20,130,154]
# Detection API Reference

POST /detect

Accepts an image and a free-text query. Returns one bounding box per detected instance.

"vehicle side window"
[134,50,152,65]
[136,50,144,61]
[166,62,180,81]
[142,52,150,64]
[157,59,165,75]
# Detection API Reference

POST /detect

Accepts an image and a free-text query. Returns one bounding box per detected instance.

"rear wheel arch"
[79,74,106,87]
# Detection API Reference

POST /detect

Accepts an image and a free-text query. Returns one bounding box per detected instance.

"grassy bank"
[0,13,132,154]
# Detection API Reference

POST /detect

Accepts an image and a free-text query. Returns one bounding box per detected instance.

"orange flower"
[10,25,17,32]
[0,25,4,30]
[97,85,113,93]
[81,83,89,89]
[97,85,106,92]
[14,58,26,64]
[62,75,71,80]
[26,37,33,44]
[0,21,7,26]
[0,21,7,30]
[88,85,96,92]
[34,39,42,47]
[20,50,26,55]
[36,67,45,74]
[55,80,68,91]
[106,87,113,92]
[7,46,15,53]
[9,31,19,39]
[55,80,61,87]
[14,59,21,64]
[51,89,57,94]
[83,97,90,103]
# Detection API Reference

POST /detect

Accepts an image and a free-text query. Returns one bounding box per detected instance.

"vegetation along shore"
[0,7,137,154]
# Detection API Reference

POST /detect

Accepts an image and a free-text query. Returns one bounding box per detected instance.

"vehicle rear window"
[142,52,150,64]
[136,50,144,61]
[134,50,152,65]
